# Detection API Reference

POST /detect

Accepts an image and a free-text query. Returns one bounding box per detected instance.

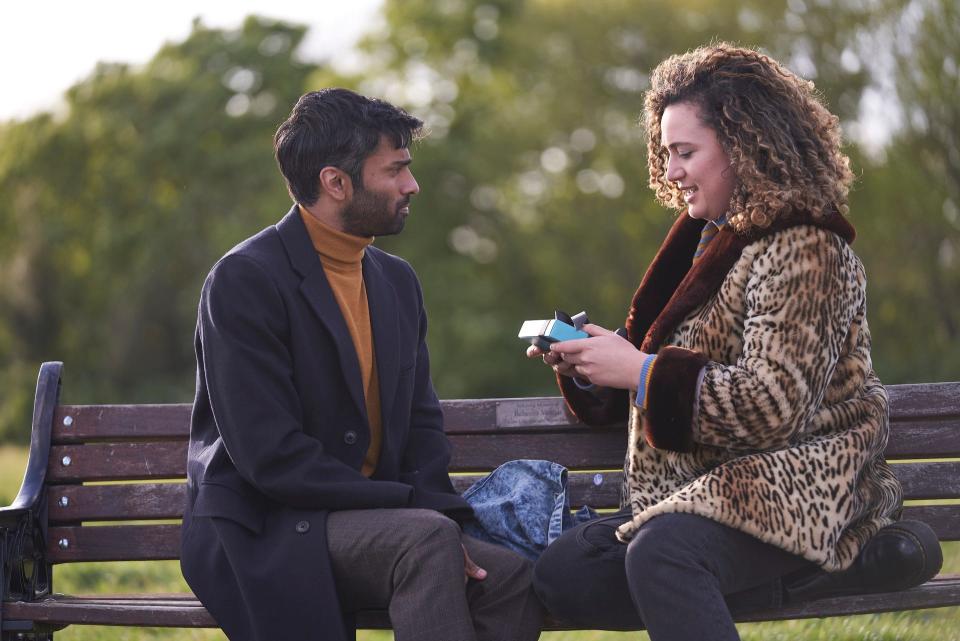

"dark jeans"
[533,510,814,641]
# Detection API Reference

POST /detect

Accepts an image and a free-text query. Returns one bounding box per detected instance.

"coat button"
[295,520,310,534]
[343,430,358,445]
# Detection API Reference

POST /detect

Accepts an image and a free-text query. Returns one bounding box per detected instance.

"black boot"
[783,520,942,602]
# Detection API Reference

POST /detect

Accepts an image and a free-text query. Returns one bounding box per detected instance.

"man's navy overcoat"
[181,206,471,641]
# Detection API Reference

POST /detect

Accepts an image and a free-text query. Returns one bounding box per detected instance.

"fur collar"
[627,211,856,354]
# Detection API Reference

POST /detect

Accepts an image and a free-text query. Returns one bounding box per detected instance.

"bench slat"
[48,483,187,522]
[2,594,215,628]
[43,434,960,485]
[50,410,960,462]
[886,382,960,419]
[892,462,960,499]
[47,443,188,482]
[884,419,960,459]
[448,431,627,470]
[43,505,960,565]
[901,505,960,540]
[450,431,960,470]
[51,383,960,441]
[43,462,960,524]
[49,435,631,480]
[5,576,959,629]
[47,524,181,563]
[53,405,192,443]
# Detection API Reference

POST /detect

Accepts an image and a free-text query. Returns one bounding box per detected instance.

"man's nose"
[403,174,420,196]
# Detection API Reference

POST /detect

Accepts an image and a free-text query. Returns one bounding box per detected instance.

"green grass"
[0,444,29,504]
[1,445,958,640]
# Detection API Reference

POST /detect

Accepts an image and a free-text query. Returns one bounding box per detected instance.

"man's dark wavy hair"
[274,88,423,206]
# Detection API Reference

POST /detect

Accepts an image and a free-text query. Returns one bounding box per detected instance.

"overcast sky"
[0,1,900,153]
[0,0,384,121]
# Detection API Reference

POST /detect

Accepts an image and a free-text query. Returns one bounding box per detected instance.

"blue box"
[518,319,588,349]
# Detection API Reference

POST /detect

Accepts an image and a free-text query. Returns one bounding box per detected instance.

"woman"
[528,43,907,640]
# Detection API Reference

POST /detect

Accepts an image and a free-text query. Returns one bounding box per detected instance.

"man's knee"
[402,508,462,541]
[360,508,459,553]
[392,509,464,579]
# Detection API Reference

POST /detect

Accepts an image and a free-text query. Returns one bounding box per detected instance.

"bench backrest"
[25,363,960,564]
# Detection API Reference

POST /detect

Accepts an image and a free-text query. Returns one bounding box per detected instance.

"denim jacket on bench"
[462,459,598,561]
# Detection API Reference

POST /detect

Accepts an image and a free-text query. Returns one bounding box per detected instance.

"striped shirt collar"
[692,214,728,262]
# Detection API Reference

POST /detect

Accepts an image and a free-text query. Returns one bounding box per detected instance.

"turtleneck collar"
[298,205,374,271]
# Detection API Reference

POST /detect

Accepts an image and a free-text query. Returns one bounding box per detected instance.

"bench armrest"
[2,362,61,515]
[2,362,61,604]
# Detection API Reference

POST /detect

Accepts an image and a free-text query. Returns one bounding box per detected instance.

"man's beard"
[340,185,409,238]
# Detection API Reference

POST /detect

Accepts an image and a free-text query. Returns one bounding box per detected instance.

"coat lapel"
[639,226,750,352]
[363,250,400,429]
[276,207,367,420]
[625,215,704,348]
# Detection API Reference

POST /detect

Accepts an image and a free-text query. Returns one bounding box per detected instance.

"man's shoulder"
[207,218,293,279]
[201,221,294,297]
[223,222,284,265]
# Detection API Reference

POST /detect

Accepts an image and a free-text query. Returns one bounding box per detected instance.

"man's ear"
[318,167,352,202]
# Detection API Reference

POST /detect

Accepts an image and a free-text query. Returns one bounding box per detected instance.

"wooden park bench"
[1,360,959,638]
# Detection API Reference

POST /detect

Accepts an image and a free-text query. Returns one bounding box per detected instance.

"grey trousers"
[327,508,543,641]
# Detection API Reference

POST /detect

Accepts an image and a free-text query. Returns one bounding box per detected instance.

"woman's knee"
[533,515,637,625]
[624,514,719,597]
[532,528,585,613]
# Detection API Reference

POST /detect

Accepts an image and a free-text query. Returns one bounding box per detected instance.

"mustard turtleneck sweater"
[299,206,382,477]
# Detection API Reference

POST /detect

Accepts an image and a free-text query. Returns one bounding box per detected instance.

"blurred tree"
[0,17,330,440]
[849,0,960,382]
[347,0,918,398]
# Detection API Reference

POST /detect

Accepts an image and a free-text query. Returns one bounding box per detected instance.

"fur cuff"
[558,373,628,427]
[643,346,708,452]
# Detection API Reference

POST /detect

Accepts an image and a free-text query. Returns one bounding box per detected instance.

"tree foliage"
[0,17,321,437]
[0,1,957,442]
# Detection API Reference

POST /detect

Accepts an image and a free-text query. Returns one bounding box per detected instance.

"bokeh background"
[1,0,958,639]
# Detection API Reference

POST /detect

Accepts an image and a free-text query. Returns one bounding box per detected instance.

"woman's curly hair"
[644,43,854,233]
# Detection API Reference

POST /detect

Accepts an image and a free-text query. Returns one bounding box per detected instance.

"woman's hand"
[526,342,579,378]
[548,324,649,390]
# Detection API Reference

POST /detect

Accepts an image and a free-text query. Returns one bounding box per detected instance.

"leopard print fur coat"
[559,212,902,571]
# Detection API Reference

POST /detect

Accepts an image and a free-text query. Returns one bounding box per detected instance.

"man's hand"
[548,324,648,390]
[463,544,487,583]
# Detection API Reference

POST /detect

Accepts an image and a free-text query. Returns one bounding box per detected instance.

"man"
[181,89,542,641]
